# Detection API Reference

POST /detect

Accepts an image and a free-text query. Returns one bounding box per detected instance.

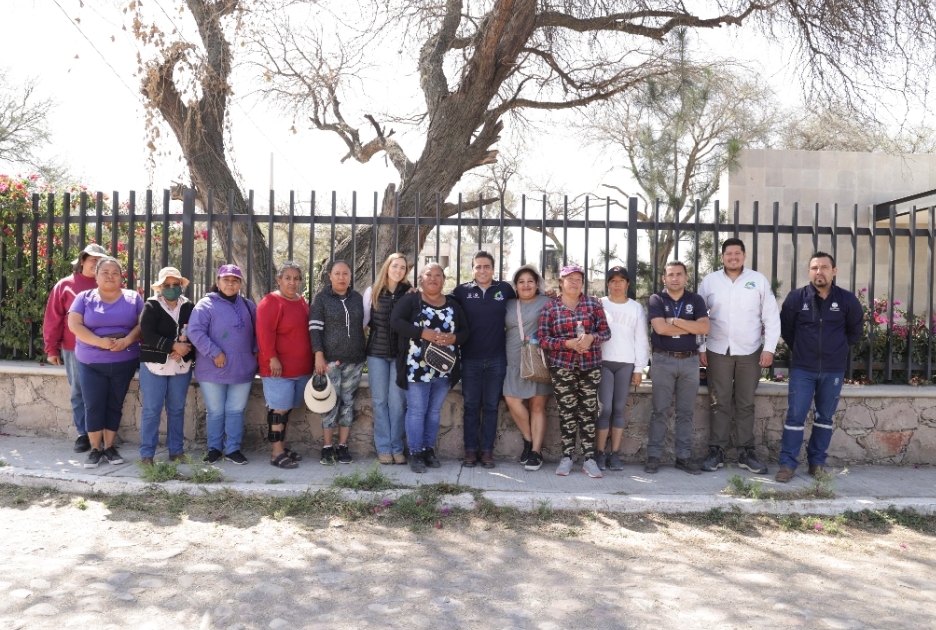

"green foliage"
[724,474,765,500]
[186,455,224,483]
[266,478,285,485]
[851,290,936,383]
[0,459,8,467]
[138,460,183,483]
[329,464,398,492]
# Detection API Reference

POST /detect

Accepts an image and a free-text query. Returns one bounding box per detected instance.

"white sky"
[0,1,788,200]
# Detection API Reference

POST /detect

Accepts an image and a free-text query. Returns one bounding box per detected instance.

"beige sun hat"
[151,266,191,290]
[304,374,337,414]
[71,243,109,265]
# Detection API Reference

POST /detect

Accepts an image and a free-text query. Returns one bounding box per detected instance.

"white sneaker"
[556,456,574,476]
[582,458,603,478]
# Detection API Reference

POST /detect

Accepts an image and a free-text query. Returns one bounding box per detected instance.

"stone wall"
[2,361,934,465]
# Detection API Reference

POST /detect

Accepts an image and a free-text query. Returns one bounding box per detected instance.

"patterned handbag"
[421,340,457,374]
[517,302,552,383]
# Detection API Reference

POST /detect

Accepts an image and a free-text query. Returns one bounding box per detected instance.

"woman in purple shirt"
[187,265,258,466]
[68,257,144,469]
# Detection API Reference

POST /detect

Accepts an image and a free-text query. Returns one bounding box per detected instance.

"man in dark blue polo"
[645,261,710,474]
[450,251,517,468]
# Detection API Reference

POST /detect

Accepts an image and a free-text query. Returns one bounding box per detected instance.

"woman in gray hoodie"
[309,260,366,465]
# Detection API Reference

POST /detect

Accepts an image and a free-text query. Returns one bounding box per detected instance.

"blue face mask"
[161,286,183,301]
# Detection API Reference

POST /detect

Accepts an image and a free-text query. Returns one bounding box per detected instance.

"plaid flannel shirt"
[537,294,611,370]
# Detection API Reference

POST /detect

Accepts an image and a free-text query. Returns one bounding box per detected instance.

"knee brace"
[267,410,289,443]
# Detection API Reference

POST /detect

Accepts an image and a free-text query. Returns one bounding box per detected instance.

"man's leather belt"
[653,348,699,359]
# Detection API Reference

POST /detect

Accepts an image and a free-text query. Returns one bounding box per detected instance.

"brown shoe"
[140,457,154,467]
[463,450,478,468]
[392,453,407,465]
[168,453,184,462]
[808,464,826,478]
[377,453,393,465]
[775,466,795,483]
[480,451,495,469]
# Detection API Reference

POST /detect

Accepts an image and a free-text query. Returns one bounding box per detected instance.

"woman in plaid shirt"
[538,265,611,478]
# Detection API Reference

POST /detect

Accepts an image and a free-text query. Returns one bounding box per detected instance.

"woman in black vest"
[138,267,195,465]
[363,253,411,464]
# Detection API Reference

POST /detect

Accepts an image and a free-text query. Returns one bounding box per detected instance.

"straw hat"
[304,374,337,414]
[151,266,190,290]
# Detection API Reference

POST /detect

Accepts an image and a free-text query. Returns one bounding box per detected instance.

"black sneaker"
[594,451,607,471]
[320,445,336,466]
[225,450,248,465]
[336,444,353,464]
[643,457,660,474]
[675,457,702,475]
[74,434,92,453]
[701,446,725,472]
[103,446,124,465]
[203,448,223,464]
[519,439,533,464]
[84,449,104,469]
[524,451,543,471]
[408,451,426,473]
[422,447,441,468]
[607,452,624,471]
[738,448,768,474]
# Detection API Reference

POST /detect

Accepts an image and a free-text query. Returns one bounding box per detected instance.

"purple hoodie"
[187,292,258,384]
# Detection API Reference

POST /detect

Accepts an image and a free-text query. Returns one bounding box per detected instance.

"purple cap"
[559,264,585,278]
[217,264,244,280]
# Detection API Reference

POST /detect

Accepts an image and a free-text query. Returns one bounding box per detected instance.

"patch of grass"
[74,498,88,510]
[266,478,285,485]
[266,489,348,521]
[844,507,936,534]
[0,459,9,467]
[724,474,765,500]
[536,500,554,520]
[329,464,397,492]
[107,488,191,516]
[138,460,182,483]
[185,455,224,484]
[776,513,846,535]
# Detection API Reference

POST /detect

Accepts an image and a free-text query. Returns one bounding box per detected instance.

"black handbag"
[421,340,457,374]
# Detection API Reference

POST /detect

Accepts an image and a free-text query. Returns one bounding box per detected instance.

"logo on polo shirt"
[744,281,756,289]
[494,291,504,301]
[685,304,694,314]
[830,302,840,311]
[802,303,810,311]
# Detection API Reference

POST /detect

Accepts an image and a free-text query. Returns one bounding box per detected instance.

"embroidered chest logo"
[744,281,756,289]
[494,291,504,301]
[802,303,810,311]
[830,302,840,312]
[685,304,694,314]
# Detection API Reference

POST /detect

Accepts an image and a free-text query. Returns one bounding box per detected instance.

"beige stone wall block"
[858,430,913,459]
[872,402,918,431]
[828,428,867,461]
[13,377,36,405]
[921,407,936,422]
[14,404,54,431]
[754,397,774,420]
[904,426,936,464]
[842,404,874,431]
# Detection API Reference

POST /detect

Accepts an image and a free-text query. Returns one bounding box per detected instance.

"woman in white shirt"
[595,266,649,471]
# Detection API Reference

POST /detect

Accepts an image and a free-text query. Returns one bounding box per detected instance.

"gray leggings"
[597,361,635,430]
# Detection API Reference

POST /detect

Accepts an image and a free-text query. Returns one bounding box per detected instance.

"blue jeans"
[62,349,87,436]
[199,381,252,454]
[368,356,406,455]
[405,377,450,452]
[780,369,843,470]
[139,364,193,458]
[460,356,507,452]
[78,358,139,433]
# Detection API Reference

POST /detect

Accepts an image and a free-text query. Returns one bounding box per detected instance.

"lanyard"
[671,298,684,319]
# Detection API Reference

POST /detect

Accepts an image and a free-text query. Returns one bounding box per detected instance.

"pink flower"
[0,182,8,193]
[894,300,901,306]
[381,498,392,507]
[861,287,867,292]
[814,522,823,532]
[441,507,450,516]
[28,174,38,181]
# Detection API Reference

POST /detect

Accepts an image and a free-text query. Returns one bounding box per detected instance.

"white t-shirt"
[600,297,650,369]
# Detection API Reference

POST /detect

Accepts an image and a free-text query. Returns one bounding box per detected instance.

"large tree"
[131,0,271,301]
[0,69,66,182]
[253,0,936,286]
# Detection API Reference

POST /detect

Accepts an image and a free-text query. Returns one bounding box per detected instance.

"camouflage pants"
[322,362,364,429]
[550,366,601,459]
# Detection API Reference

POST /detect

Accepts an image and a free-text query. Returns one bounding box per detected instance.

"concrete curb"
[3,465,935,515]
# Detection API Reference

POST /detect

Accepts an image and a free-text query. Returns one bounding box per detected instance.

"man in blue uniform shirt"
[450,251,517,468]
[776,252,863,483]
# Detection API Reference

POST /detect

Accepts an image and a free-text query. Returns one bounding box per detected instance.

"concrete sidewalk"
[2,431,935,515]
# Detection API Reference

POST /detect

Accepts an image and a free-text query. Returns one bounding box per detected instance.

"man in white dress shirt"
[698,238,781,474]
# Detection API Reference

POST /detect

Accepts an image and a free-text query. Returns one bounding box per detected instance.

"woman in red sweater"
[256,261,314,468]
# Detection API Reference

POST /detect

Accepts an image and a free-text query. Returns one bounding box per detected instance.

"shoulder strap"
[516,300,525,341]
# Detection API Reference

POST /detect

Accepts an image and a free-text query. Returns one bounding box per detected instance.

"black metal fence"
[3,189,935,383]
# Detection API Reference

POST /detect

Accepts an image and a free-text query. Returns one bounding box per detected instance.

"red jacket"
[256,293,314,378]
[43,273,98,357]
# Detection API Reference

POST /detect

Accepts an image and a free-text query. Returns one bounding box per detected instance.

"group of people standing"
[43,240,862,481]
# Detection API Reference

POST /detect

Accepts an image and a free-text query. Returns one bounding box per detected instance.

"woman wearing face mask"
[257,261,314,469]
[187,265,258,466]
[362,253,411,465]
[309,260,366,466]
[138,267,195,466]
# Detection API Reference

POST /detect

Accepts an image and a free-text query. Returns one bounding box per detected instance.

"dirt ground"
[1,484,935,630]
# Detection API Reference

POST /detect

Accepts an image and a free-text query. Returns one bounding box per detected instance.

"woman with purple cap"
[138,267,195,466]
[537,264,611,478]
[67,256,144,468]
[187,264,258,465]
